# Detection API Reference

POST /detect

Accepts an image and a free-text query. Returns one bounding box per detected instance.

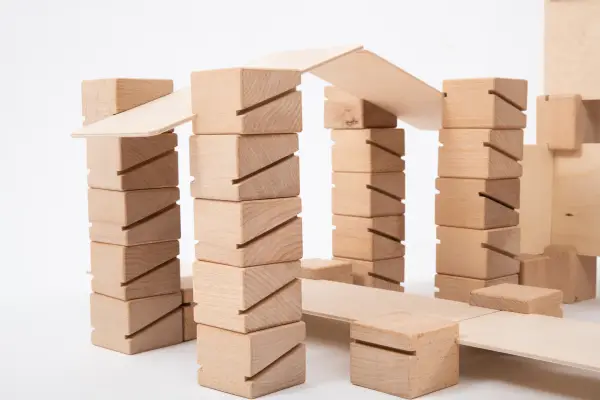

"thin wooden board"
[72,88,193,138]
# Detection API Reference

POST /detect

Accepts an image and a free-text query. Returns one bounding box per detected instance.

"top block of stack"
[324,86,397,129]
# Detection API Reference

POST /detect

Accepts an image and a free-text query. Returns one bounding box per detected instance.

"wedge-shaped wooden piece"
[541,245,597,304]
[436,178,519,229]
[332,129,404,172]
[351,312,459,399]
[435,273,518,303]
[333,215,405,261]
[181,276,194,304]
[437,226,520,280]
[300,259,352,283]
[333,172,404,217]
[336,257,405,283]
[443,78,527,129]
[537,94,591,150]
[246,44,362,72]
[194,279,302,333]
[470,283,563,317]
[324,86,397,129]
[438,129,523,179]
[353,274,404,292]
[183,304,195,342]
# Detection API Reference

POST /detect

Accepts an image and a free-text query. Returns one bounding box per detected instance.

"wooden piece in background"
[300,259,352,283]
[333,215,404,261]
[353,274,403,292]
[435,274,519,303]
[183,304,196,342]
[518,254,550,286]
[324,86,397,129]
[336,257,405,284]
[332,128,404,173]
[543,245,596,304]
[470,283,563,317]
[332,172,404,217]
[584,100,600,142]
[180,276,194,304]
[537,94,591,150]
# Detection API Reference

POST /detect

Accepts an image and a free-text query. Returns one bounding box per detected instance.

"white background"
[1,0,599,399]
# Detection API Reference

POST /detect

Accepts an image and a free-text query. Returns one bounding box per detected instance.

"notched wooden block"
[332,129,404,173]
[333,215,405,261]
[333,172,404,217]
[353,274,404,292]
[470,283,563,317]
[300,259,352,283]
[336,257,405,284]
[435,273,519,303]
[537,94,591,151]
[324,86,397,129]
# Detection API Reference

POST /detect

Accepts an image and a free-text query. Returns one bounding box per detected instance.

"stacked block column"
[326,86,405,291]
[435,78,527,303]
[190,68,306,398]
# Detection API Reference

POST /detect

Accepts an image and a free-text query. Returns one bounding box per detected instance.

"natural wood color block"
[332,172,404,217]
[518,254,550,286]
[336,257,405,283]
[537,94,591,151]
[436,178,519,229]
[351,312,459,398]
[437,226,520,280]
[354,274,404,292]
[333,215,404,261]
[438,129,523,179]
[324,86,397,129]
[181,276,193,304]
[300,259,352,283]
[584,100,600,142]
[183,304,196,341]
[542,245,596,304]
[332,128,404,173]
[470,283,563,317]
[435,274,519,303]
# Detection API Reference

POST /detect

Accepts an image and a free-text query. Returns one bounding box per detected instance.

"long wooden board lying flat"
[72,88,193,138]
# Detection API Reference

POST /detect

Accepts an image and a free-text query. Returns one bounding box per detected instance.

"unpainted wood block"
[519,254,552,288]
[354,274,404,292]
[436,178,519,229]
[437,226,520,280]
[443,78,527,129]
[90,241,180,300]
[197,343,306,399]
[584,100,600,142]
[435,274,519,303]
[300,259,353,283]
[332,129,404,173]
[438,129,523,179]
[470,283,563,317]
[181,276,193,304]
[332,172,404,217]
[183,304,196,341]
[324,86,397,129]
[82,78,173,125]
[191,68,302,134]
[351,312,459,399]
[537,95,591,151]
[336,257,405,283]
[333,215,405,261]
[541,245,597,304]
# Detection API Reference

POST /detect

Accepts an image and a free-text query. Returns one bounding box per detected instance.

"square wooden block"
[351,312,459,398]
[435,274,519,303]
[332,129,404,173]
[324,86,397,129]
[337,257,405,283]
[333,172,405,217]
[300,259,352,283]
[333,215,404,261]
[470,283,563,317]
[537,94,591,151]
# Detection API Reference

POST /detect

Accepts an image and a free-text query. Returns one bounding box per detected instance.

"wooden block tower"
[83,79,184,354]
[326,86,405,291]
[190,68,306,398]
[435,78,526,303]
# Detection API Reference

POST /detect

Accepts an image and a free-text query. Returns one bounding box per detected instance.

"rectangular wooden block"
[353,274,404,292]
[191,68,302,134]
[435,274,519,303]
[437,226,520,280]
[332,172,404,217]
[537,95,591,151]
[436,178,519,229]
[183,304,196,342]
[332,129,404,173]
[470,283,563,317]
[90,241,180,300]
[438,129,523,179]
[336,257,405,283]
[518,254,550,286]
[333,215,404,261]
[181,276,193,304]
[324,86,397,129]
[190,133,299,201]
[300,259,352,283]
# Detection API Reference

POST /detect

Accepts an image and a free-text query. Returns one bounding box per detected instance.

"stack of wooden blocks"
[84,79,184,354]
[435,78,527,303]
[190,68,306,398]
[326,86,405,291]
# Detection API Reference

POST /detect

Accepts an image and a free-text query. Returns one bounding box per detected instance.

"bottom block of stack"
[181,276,196,341]
[435,274,519,303]
[336,257,404,292]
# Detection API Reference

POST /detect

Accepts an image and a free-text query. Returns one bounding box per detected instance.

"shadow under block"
[435,274,519,303]
[437,226,520,280]
[191,68,302,134]
[331,128,404,173]
[435,178,519,229]
[90,241,180,300]
[333,215,405,261]
[336,257,405,284]
[300,259,352,283]
[332,172,405,217]
[324,85,397,129]
[438,129,523,179]
[190,134,299,201]
[443,78,527,129]
[470,283,563,317]
[541,245,596,304]
[537,94,591,151]
[350,313,459,399]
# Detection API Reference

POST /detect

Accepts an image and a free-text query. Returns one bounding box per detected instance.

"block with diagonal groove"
[333,172,404,217]
[333,215,404,261]
[332,129,404,173]
[336,257,405,284]
[324,86,397,129]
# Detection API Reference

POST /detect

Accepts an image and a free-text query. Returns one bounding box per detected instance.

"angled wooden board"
[72,87,193,138]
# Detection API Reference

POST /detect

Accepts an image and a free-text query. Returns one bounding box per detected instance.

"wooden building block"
[443,78,527,129]
[436,178,519,229]
[470,283,563,317]
[181,276,193,304]
[332,129,404,173]
[435,274,519,303]
[585,100,600,142]
[437,226,520,280]
[351,312,459,398]
[537,95,591,150]
[438,129,523,179]
[333,215,404,261]
[324,86,397,129]
[542,245,596,304]
[183,304,196,342]
[191,68,302,134]
[336,257,405,284]
[354,274,404,292]
[332,172,404,217]
[90,241,180,300]
[300,259,352,283]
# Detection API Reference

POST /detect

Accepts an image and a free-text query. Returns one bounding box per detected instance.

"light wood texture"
[584,100,600,142]
[437,226,520,280]
[353,274,404,292]
[183,304,196,342]
[336,257,405,283]
[300,259,352,283]
[470,283,563,317]
[181,276,193,304]
[332,128,404,173]
[245,44,363,72]
[518,254,550,286]
[333,215,404,261]
[438,129,523,179]
[194,279,302,333]
[324,86,397,129]
[537,94,591,150]
[332,172,404,217]
[435,274,519,303]
[436,178,519,229]
[542,245,596,304]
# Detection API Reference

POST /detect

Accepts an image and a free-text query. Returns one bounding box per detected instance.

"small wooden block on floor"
[324,86,397,129]
[537,94,591,151]
[435,274,519,304]
[332,129,404,173]
[333,215,404,261]
[332,172,405,217]
[351,312,459,399]
[470,283,563,317]
[300,259,352,283]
